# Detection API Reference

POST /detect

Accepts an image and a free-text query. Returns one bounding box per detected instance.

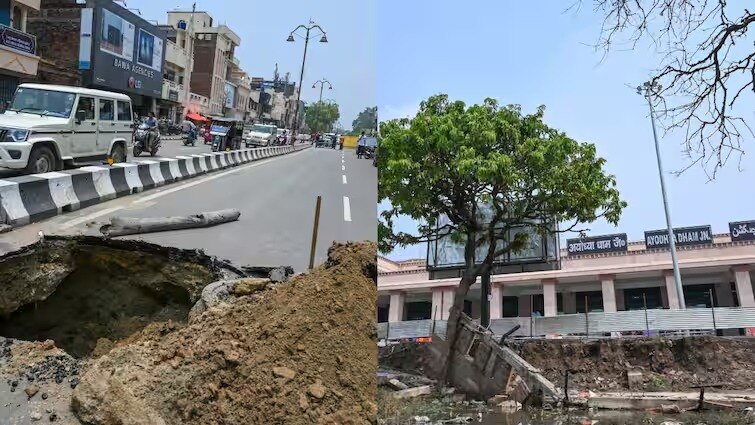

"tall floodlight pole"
[637,81,686,310]
[312,78,333,102]
[287,20,328,134]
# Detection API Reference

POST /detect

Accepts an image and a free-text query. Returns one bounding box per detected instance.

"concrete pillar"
[715,278,735,307]
[600,274,617,313]
[431,286,455,320]
[664,270,681,309]
[543,279,557,317]
[562,291,577,314]
[490,284,503,320]
[733,265,755,308]
[615,288,626,311]
[388,291,405,323]
[518,295,532,317]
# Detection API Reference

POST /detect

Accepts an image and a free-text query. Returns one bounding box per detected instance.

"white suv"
[0,83,133,175]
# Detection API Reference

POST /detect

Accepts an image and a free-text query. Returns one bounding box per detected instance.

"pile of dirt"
[71,241,378,425]
[514,337,755,392]
[379,342,433,376]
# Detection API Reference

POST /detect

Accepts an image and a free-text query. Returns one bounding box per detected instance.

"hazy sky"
[378,1,755,260]
[123,0,376,128]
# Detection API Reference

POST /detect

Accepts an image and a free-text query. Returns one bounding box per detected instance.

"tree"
[352,106,378,133]
[378,94,626,382]
[584,0,754,178]
[305,101,340,133]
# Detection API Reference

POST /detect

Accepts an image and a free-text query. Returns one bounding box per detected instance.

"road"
[0,146,375,273]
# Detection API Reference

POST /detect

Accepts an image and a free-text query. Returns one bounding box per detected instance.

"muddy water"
[475,409,752,424]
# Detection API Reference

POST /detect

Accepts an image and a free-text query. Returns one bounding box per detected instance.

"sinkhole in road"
[0,236,229,359]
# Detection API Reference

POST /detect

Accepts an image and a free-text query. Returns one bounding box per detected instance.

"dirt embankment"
[381,337,755,393]
[515,337,755,392]
[71,242,378,425]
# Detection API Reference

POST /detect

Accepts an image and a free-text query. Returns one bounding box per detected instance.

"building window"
[11,6,22,30]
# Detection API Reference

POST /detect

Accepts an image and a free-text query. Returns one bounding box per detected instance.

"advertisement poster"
[99,8,134,62]
[78,8,93,69]
[224,83,236,108]
[137,28,163,72]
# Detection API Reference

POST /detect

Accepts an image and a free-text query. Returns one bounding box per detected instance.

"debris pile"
[71,241,377,424]
[513,337,755,392]
[0,237,376,424]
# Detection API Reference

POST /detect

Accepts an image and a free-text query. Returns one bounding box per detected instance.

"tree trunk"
[439,268,480,385]
[100,209,241,237]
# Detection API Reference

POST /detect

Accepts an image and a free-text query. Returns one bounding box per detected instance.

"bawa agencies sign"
[79,0,166,97]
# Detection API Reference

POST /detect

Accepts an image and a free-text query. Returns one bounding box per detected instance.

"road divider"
[0,144,310,228]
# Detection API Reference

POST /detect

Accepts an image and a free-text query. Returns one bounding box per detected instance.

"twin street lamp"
[312,78,333,102]
[637,80,686,310]
[287,21,328,133]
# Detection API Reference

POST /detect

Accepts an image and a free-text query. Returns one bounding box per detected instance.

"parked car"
[0,83,132,174]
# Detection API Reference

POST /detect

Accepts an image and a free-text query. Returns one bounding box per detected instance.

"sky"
[378,1,755,261]
[120,0,376,129]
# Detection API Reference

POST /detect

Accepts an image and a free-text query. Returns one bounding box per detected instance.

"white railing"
[377,307,755,340]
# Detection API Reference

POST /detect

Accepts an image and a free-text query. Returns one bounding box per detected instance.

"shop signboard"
[83,0,166,98]
[0,24,36,55]
[644,225,713,249]
[566,233,628,256]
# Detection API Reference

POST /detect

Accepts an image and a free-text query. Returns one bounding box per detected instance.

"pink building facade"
[378,230,755,329]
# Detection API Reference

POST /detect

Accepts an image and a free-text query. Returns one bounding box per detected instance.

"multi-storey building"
[249,77,298,129]
[0,0,40,105]
[177,12,238,118]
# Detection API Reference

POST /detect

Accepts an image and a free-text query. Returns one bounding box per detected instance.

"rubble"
[0,237,375,424]
[71,241,377,424]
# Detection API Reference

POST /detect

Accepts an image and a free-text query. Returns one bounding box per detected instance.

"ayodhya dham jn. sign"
[644,225,713,249]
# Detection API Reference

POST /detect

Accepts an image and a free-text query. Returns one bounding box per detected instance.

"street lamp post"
[312,78,333,102]
[287,20,328,134]
[637,81,686,310]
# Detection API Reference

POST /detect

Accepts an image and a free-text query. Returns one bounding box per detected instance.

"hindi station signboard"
[566,233,628,256]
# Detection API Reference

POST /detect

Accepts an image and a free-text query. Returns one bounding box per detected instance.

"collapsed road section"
[0,236,377,424]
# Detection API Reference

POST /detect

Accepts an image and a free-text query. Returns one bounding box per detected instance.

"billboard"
[81,0,166,98]
[224,82,236,108]
[427,211,559,270]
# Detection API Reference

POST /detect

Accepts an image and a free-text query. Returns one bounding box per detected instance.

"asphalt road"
[0,146,376,273]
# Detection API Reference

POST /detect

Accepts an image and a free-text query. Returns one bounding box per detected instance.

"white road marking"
[134,150,305,204]
[61,206,124,229]
[341,165,345,171]
[343,196,352,222]
[342,175,347,185]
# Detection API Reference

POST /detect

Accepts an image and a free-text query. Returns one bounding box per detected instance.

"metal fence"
[376,307,755,340]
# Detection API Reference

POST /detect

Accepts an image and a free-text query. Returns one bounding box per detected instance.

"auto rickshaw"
[210,119,244,152]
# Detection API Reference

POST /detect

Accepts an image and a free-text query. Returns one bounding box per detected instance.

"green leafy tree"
[305,101,340,133]
[352,106,377,134]
[378,94,626,381]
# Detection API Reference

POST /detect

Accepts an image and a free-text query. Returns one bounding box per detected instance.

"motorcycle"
[133,123,161,157]
[182,129,197,146]
[363,146,375,160]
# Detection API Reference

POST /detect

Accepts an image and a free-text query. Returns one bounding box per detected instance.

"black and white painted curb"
[0,144,310,228]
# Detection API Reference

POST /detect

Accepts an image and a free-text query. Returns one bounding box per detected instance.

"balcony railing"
[378,307,755,340]
[0,24,36,56]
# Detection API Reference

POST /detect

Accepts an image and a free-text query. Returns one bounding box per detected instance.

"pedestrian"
[357,131,367,158]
